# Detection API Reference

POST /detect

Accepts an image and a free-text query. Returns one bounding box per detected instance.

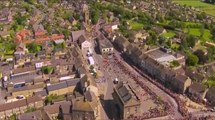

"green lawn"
[172,0,215,17]
[183,21,202,27]
[184,28,212,41]
[171,43,180,50]
[128,20,144,30]
[161,31,176,38]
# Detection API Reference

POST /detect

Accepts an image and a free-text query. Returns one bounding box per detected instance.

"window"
[127,108,130,114]
[135,107,138,113]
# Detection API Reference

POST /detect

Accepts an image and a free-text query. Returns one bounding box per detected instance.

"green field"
[128,20,144,30]
[184,28,212,41]
[172,0,215,16]
[161,31,176,38]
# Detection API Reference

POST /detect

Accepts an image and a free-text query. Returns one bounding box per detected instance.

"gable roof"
[26,95,43,104]
[18,110,43,120]
[0,99,27,112]
[114,82,140,106]
[71,30,85,42]
[47,82,68,92]
[66,78,80,86]
[78,35,87,45]
[189,82,206,94]
[34,90,48,97]
[72,97,94,112]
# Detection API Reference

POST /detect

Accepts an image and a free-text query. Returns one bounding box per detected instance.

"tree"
[14,13,28,26]
[9,114,16,120]
[62,29,70,39]
[26,107,36,113]
[170,60,180,68]
[158,36,166,45]
[211,25,215,41]
[186,35,197,48]
[199,26,205,38]
[27,43,42,53]
[25,0,36,4]
[146,31,157,45]
[207,46,215,62]
[21,2,32,12]
[186,52,199,66]
[41,66,54,74]
[194,49,208,64]
[45,94,58,105]
[91,9,99,24]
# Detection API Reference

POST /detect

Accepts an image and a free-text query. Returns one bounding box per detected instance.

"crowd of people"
[133,65,189,118]
[109,53,173,119]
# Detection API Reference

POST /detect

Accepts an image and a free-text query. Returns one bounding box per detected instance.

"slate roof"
[174,74,188,83]
[66,78,80,86]
[189,82,206,94]
[114,82,140,106]
[71,30,85,42]
[34,90,48,97]
[0,96,42,112]
[98,39,113,48]
[72,97,93,112]
[206,86,215,105]
[18,110,42,120]
[13,66,36,75]
[26,95,43,104]
[12,84,44,92]
[47,82,68,92]
[114,35,130,48]
[78,35,87,45]
[0,99,27,112]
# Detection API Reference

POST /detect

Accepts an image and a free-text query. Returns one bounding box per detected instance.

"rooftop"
[18,110,43,120]
[189,82,206,93]
[47,82,68,92]
[72,97,94,112]
[147,49,176,65]
[114,82,140,107]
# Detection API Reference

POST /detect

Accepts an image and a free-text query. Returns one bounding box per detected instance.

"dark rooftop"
[18,110,42,120]
[114,82,140,106]
[189,82,206,93]
[34,90,48,97]
[66,78,80,86]
[47,82,68,92]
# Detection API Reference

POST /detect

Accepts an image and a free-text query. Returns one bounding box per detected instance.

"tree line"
[204,0,215,4]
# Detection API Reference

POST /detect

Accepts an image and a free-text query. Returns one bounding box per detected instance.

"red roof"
[24,34,65,44]
[15,29,31,44]
[35,31,46,36]
[50,34,65,40]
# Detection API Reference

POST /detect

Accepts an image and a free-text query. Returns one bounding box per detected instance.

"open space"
[172,0,215,16]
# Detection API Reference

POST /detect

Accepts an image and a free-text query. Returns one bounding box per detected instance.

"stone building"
[112,82,141,119]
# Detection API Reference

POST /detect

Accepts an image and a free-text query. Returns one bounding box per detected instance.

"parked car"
[16,95,25,100]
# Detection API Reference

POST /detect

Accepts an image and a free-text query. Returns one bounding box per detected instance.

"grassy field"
[128,20,144,30]
[184,28,212,41]
[161,31,176,38]
[172,0,215,16]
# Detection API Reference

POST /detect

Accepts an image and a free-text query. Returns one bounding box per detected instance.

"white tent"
[88,56,95,65]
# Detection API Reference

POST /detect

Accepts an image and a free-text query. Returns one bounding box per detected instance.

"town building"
[0,96,43,120]
[112,82,141,119]
[97,34,113,55]
[113,35,130,52]
[206,87,215,106]
[77,35,91,51]
[47,79,80,96]
[71,95,96,120]
[188,82,208,101]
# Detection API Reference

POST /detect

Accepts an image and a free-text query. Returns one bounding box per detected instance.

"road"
[91,41,182,119]
[113,50,183,119]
